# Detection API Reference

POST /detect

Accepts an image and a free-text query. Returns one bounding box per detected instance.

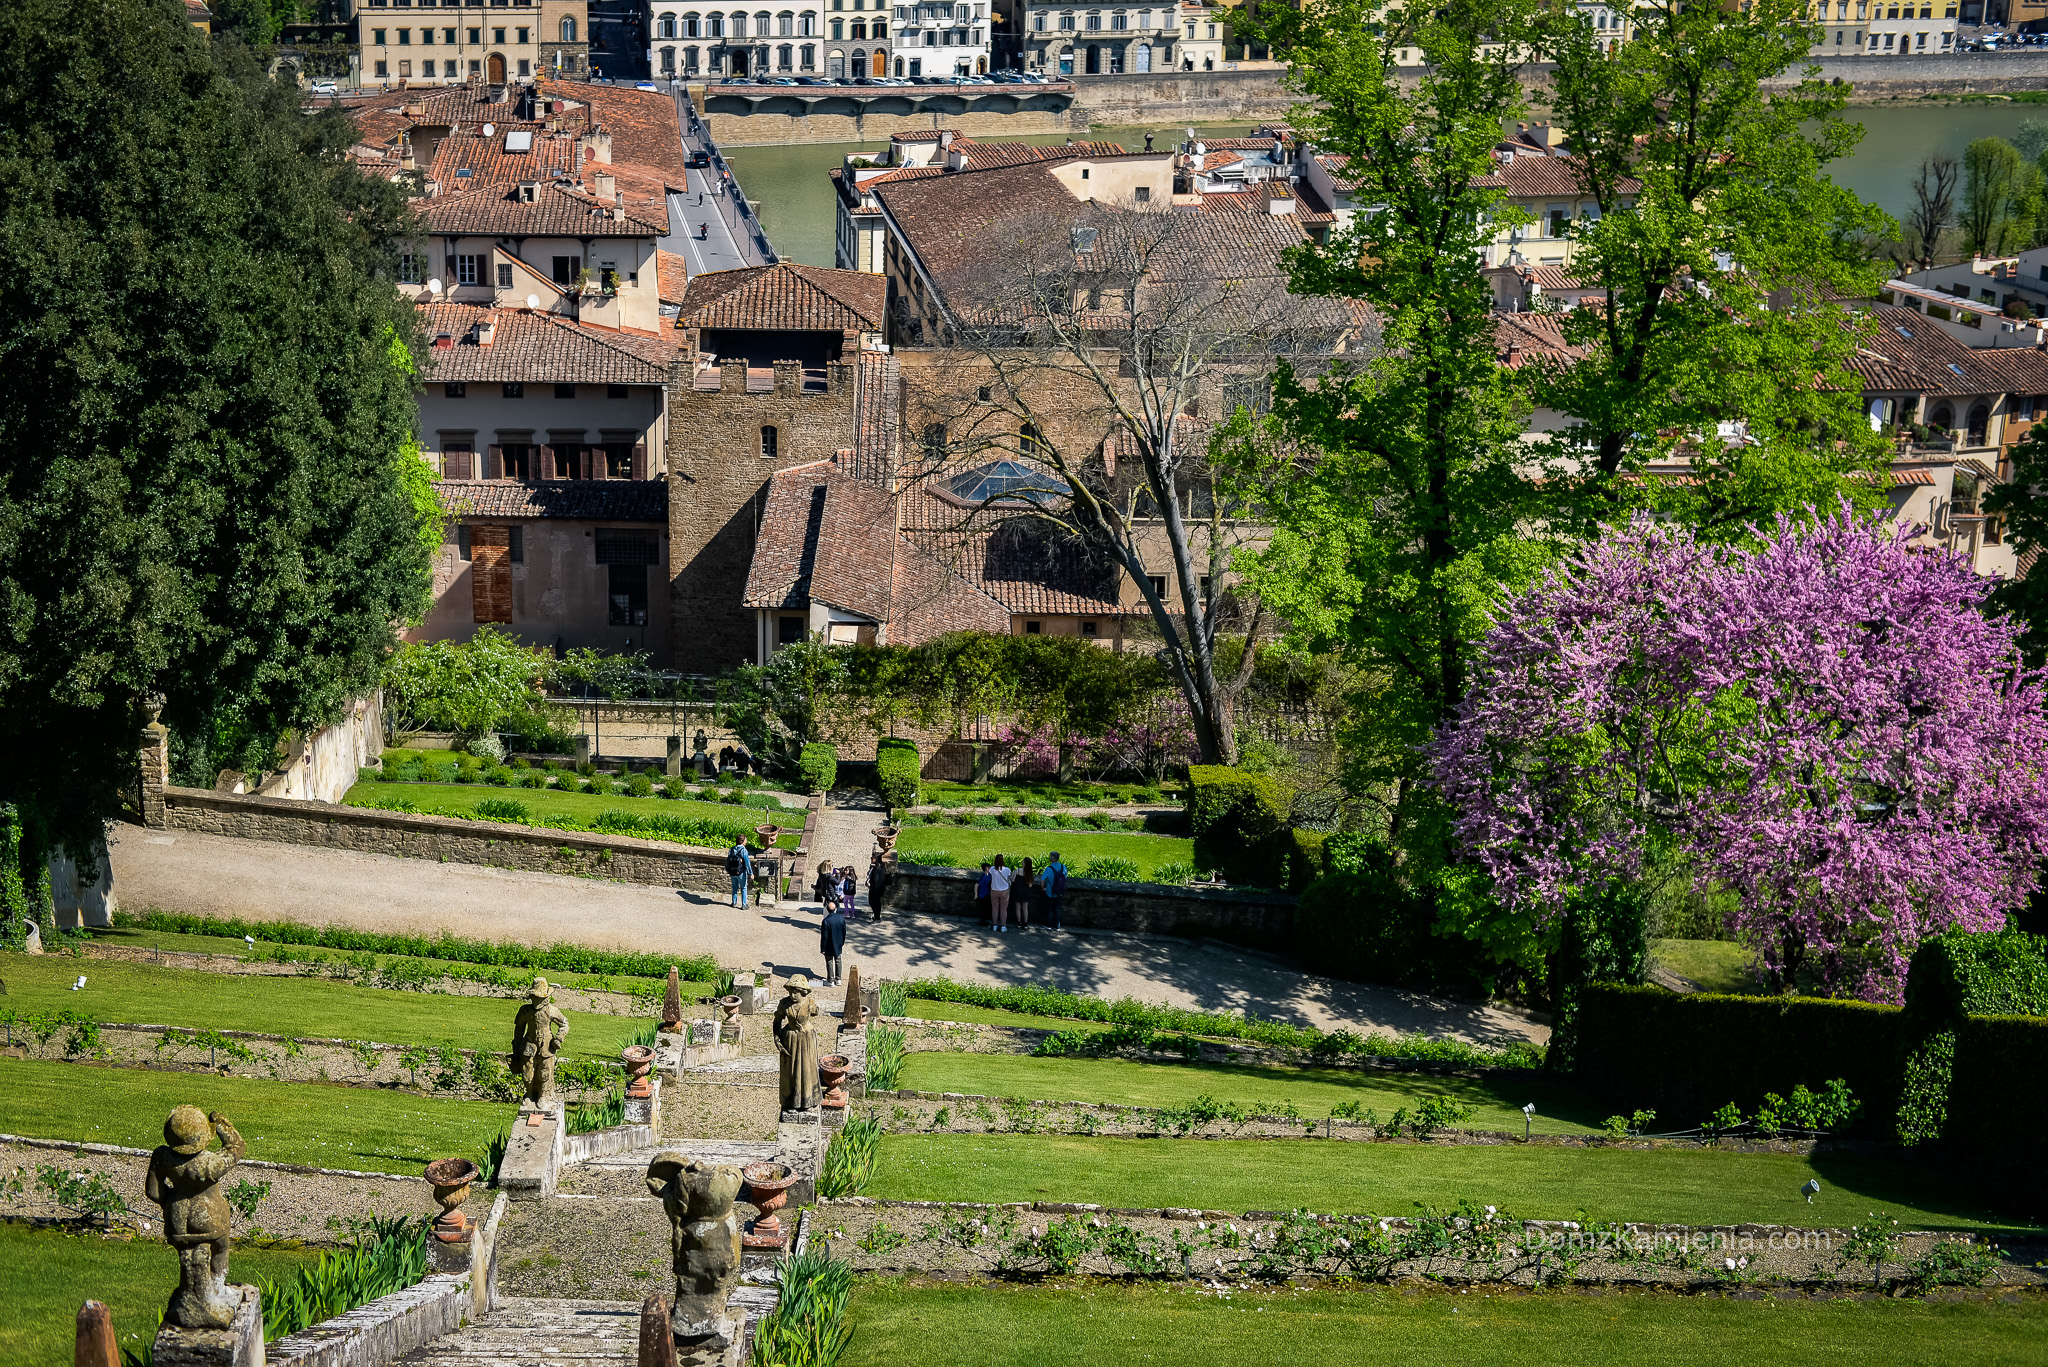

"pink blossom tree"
[1430,508,2048,1002]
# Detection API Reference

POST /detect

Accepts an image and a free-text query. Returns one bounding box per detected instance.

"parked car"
[718,76,752,84]
[636,82,661,90]
[686,149,711,167]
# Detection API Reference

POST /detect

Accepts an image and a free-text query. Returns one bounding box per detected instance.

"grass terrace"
[342,781,802,850]
[892,827,1197,883]
[0,952,658,1059]
[1,1223,325,1367]
[1648,939,1760,995]
[842,1281,2048,1367]
[865,1134,2037,1232]
[894,1055,1606,1136]
[0,1058,507,1174]
[919,779,1177,809]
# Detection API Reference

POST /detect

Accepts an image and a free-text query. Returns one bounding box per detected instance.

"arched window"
[852,44,865,65]
[760,426,779,459]
[685,14,700,36]
[1932,403,1955,431]
[708,13,723,35]
[561,15,577,39]
[729,11,746,35]
[778,9,793,33]
[755,10,773,35]
[799,12,814,33]
[657,12,675,36]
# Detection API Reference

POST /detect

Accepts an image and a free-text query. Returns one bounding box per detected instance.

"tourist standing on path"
[989,854,1014,931]
[813,859,839,910]
[868,853,888,921]
[819,900,846,986]
[974,860,992,924]
[839,865,858,917]
[1040,853,1067,929]
[726,839,753,908]
[1015,857,1035,928]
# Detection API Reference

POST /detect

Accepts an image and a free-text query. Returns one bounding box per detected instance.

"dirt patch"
[0,1139,435,1246]
[494,1195,781,1300]
[658,1078,781,1143]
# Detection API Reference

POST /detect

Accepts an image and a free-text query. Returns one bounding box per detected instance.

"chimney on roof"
[1145,133,1154,151]
[477,315,497,347]
[939,130,955,152]
[594,170,617,204]
[423,178,440,197]
[1505,344,1523,365]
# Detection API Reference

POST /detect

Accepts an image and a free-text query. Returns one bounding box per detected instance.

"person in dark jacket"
[813,859,839,910]
[1014,857,1035,929]
[839,865,858,917]
[974,860,993,925]
[819,903,847,987]
[867,853,888,921]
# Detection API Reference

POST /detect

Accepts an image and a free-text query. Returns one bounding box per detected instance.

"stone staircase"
[397,1297,640,1365]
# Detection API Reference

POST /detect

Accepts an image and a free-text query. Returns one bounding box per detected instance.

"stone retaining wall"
[270,1273,468,1367]
[878,863,1295,945]
[156,786,729,892]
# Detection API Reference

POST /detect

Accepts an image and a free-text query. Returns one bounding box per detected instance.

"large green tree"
[0,0,432,882]
[1531,0,1895,533]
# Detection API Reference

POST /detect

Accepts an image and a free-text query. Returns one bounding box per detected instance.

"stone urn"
[871,825,897,853]
[621,1045,656,1100]
[741,1161,799,1249]
[819,1053,850,1110]
[753,824,782,846]
[717,995,742,1026]
[424,1157,480,1244]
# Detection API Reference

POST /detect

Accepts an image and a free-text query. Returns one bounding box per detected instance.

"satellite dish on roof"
[428,278,444,294]
[1194,142,1206,156]
[482,122,496,137]
[526,293,540,310]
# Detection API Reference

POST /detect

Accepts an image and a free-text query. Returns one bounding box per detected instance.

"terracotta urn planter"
[621,1044,655,1100]
[718,994,743,1025]
[819,1053,851,1109]
[741,1161,799,1248]
[754,824,782,846]
[424,1157,480,1243]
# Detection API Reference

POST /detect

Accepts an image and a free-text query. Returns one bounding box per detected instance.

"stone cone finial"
[661,965,682,1031]
[841,966,864,1030]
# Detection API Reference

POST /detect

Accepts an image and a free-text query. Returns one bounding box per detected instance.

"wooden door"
[470,526,512,624]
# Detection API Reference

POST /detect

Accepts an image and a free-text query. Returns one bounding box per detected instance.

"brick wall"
[158,787,733,893]
[666,360,864,671]
[879,862,1296,946]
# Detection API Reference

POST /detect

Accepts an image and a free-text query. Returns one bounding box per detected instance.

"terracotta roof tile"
[1841,305,2048,395]
[422,179,667,237]
[428,128,582,188]
[677,262,886,333]
[418,302,681,384]
[561,82,692,187]
[435,479,666,520]
[657,250,690,306]
[1472,155,1635,198]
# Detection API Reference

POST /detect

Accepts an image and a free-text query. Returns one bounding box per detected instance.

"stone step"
[398,1298,639,1364]
[576,1138,780,1171]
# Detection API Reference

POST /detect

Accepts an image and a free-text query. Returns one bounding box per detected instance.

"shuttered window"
[469,526,512,623]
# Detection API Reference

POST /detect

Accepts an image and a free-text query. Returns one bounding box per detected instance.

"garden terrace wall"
[878,863,1295,946]
[156,786,730,893]
[1569,985,1906,1135]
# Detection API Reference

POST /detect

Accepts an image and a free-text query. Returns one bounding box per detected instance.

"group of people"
[973,852,1068,932]
[813,859,867,987]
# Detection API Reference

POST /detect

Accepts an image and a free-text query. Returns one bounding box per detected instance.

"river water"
[720,102,2048,268]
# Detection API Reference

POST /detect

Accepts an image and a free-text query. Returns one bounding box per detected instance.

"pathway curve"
[106,822,1546,1047]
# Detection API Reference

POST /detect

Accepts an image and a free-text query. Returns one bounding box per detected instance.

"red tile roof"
[677,263,887,334]
[435,480,667,520]
[657,250,690,307]
[1843,305,2048,395]
[417,302,681,384]
[563,82,693,188]
[428,128,582,188]
[421,179,667,238]
[1473,155,1635,198]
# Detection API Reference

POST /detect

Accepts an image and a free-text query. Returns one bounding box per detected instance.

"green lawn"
[0,1058,510,1174]
[893,827,1195,880]
[844,1281,2048,1367]
[0,951,651,1060]
[905,999,1117,1033]
[866,1134,2035,1231]
[76,926,720,1002]
[1649,939,1761,995]
[921,779,1176,808]
[895,1053,1604,1136]
[343,781,803,849]
[0,1221,324,1367]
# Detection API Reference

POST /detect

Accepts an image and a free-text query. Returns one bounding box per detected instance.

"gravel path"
[108,821,1546,1047]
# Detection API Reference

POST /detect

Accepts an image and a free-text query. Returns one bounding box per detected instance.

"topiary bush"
[626,773,655,798]
[876,737,921,810]
[1896,929,2048,1144]
[585,773,612,796]
[1187,765,1292,887]
[798,742,837,794]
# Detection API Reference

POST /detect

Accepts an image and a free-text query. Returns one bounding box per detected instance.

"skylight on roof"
[505,130,534,153]
[1949,363,1966,377]
[456,168,473,178]
[947,460,1071,506]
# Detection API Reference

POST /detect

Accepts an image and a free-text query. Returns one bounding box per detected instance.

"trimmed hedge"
[1186,765,1289,888]
[1945,1014,2048,1218]
[1896,930,2048,1144]
[1569,984,1904,1134]
[111,910,719,982]
[799,742,838,795]
[877,737,920,810]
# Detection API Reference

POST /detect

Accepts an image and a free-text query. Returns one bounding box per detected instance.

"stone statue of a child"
[645,1152,743,1346]
[774,976,819,1112]
[511,977,570,1105]
[145,1106,246,1329]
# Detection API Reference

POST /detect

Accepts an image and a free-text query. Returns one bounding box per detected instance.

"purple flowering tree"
[1430,509,2048,1003]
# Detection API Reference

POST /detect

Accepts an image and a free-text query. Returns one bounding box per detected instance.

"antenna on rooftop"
[526,293,540,310]
[428,278,444,295]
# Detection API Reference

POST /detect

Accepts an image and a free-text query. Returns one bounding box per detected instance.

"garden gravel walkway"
[107,821,1547,1048]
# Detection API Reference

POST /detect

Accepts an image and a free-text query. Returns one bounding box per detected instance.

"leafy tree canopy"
[0,0,432,865]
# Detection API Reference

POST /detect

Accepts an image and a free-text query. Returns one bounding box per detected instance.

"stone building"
[541,0,594,74]
[890,0,993,76]
[648,0,835,77]
[1018,0,1183,72]
[358,1,549,86]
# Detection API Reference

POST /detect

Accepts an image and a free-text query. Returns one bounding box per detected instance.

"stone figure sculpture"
[773,976,819,1112]
[511,977,570,1104]
[145,1106,246,1329]
[645,1152,743,1346]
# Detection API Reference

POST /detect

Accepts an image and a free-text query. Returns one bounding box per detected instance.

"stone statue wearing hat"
[773,976,819,1112]
[511,977,570,1105]
[645,1151,743,1348]
[145,1106,246,1329]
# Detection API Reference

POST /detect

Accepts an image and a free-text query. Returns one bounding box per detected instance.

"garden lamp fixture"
[1522,1103,1536,1142]
[1802,1179,1821,1204]
[72,975,86,991]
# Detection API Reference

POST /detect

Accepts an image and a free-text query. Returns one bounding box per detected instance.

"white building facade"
[891,1,991,75]
[1020,0,1184,73]
[358,1,545,87]
[649,2,836,77]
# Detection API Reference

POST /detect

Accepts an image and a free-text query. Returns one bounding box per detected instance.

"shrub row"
[799,742,838,795]
[876,737,921,811]
[1570,985,1906,1135]
[1945,1013,2048,1218]
[1896,930,2048,1143]
[900,810,1152,833]
[368,762,800,809]
[349,790,783,853]
[111,910,719,982]
[897,975,1542,1070]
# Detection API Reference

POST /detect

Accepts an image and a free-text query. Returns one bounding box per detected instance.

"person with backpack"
[726,839,753,908]
[813,859,839,911]
[1040,852,1067,930]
